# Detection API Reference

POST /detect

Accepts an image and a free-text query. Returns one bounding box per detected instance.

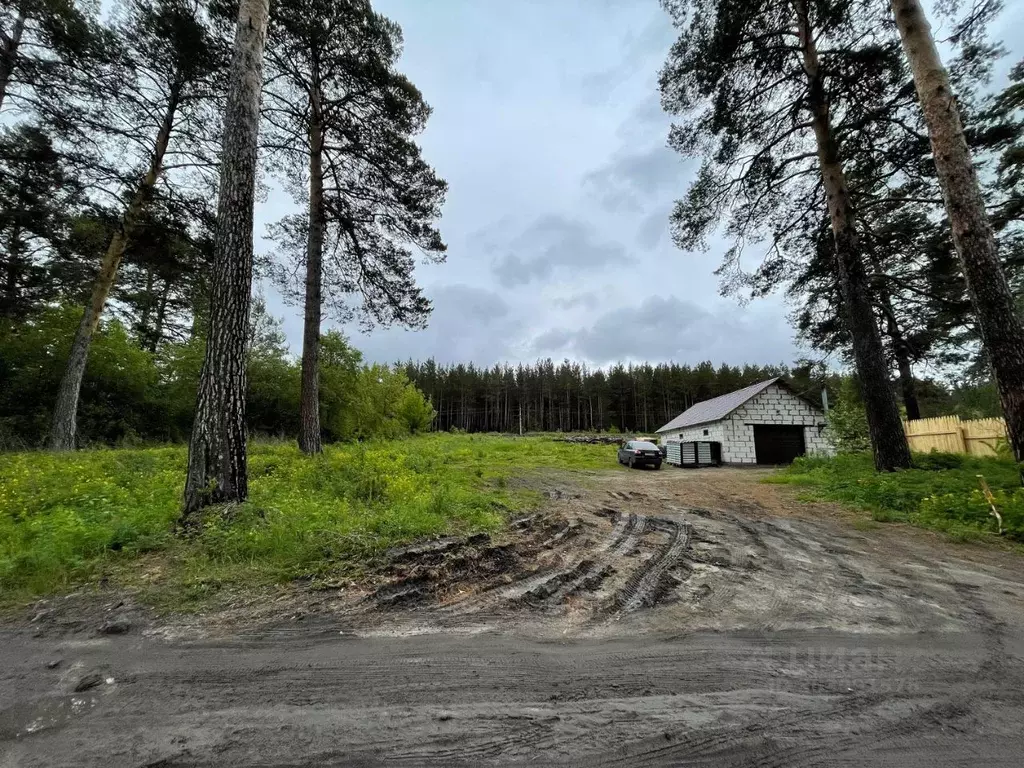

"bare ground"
[3,466,1024,766]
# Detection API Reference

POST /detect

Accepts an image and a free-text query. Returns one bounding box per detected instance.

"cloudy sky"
[255,0,1023,370]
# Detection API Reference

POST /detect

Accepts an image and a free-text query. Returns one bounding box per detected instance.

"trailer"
[664,440,722,468]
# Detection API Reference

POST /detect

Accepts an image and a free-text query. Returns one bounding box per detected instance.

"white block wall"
[658,383,833,464]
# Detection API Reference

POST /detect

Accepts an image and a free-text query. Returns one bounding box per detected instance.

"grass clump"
[0,434,616,606]
[768,451,1024,541]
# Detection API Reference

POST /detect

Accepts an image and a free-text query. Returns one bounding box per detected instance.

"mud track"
[4,467,1024,766]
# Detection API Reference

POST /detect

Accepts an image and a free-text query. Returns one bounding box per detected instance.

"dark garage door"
[753,425,806,465]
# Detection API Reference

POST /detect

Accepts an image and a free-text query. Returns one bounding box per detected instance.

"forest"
[401,359,1000,435]
[0,0,1023,521]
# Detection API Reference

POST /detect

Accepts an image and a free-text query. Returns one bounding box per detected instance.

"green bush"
[0,306,435,447]
[825,378,870,453]
[773,451,1023,541]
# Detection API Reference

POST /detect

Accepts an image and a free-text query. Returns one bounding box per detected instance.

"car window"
[623,441,632,449]
[634,441,658,450]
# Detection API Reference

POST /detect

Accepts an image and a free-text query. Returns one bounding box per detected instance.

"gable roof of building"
[655,377,821,433]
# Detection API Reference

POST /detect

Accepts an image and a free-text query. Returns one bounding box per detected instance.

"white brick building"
[656,378,832,465]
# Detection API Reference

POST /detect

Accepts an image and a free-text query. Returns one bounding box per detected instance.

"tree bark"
[149,278,171,353]
[793,0,912,470]
[137,266,156,344]
[894,340,921,421]
[0,6,25,114]
[298,111,325,454]
[867,253,922,421]
[2,223,23,318]
[181,0,269,520]
[891,0,1024,467]
[47,92,178,450]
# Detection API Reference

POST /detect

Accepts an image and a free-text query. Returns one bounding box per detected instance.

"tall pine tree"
[659,0,911,469]
[892,0,1024,470]
[48,0,227,449]
[182,0,270,519]
[263,0,446,454]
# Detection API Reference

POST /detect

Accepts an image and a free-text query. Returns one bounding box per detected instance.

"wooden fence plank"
[903,415,1007,456]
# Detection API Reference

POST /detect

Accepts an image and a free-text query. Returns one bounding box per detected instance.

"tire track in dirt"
[614,518,691,614]
[589,694,968,768]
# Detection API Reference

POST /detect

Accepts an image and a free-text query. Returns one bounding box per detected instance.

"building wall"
[658,422,725,445]
[658,383,833,464]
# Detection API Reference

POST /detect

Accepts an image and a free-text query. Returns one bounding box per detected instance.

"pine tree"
[1,0,100,114]
[181,0,270,520]
[658,0,911,469]
[47,0,227,449]
[263,0,446,454]
[892,0,1024,469]
[0,124,81,319]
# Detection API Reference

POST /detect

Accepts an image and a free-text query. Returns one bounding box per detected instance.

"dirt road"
[4,467,1024,766]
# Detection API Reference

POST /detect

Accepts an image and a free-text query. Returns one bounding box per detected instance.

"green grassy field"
[767,452,1024,542]
[0,434,616,607]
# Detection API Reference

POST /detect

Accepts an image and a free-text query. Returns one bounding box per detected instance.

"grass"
[766,451,1024,542]
[0,434,617,608]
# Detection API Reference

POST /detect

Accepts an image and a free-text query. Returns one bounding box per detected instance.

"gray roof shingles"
[655,378,782,433]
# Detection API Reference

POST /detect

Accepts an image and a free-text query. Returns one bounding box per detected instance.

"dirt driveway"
[4,467,1024,766]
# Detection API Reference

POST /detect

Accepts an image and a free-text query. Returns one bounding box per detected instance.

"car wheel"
[654,462,662,470]
[628,457,634,469]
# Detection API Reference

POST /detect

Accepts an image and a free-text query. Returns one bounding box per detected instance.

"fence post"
[954,417,967,454]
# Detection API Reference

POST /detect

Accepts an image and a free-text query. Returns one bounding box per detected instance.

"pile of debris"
[554,435,623,445]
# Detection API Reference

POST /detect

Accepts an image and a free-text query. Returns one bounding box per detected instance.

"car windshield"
[634,441,658,450]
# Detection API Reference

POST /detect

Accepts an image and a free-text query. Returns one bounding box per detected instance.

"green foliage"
[335,364,435,441]
[0,434,614,604]
[0,304,436,447]
[912,451,964,471]
[0,305,164,446]
[826,379,870,453]
[771,452,1024,541]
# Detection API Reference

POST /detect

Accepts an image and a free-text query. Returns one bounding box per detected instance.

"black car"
[617,440,662,469]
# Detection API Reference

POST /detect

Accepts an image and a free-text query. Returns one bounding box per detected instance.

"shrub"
[826,379,870,453]
[773,450,1023,541]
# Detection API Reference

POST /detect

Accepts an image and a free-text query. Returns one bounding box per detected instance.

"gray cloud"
[346,284,525,365]
[254,0,821,371]
[491,215,630,288]
[552,292,601,310]
[578,11,676,105]
[584,145,690,214]
[637,207,670,249]
[532,295,797,366]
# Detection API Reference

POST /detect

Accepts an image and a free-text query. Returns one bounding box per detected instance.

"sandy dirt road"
[3,467,1024,766]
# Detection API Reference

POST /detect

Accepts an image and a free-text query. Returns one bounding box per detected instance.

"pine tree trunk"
[793,0,912,471]
[895,343,921,421]
[2,223,22,318]
[181,0,269,520]
[892,0,1024,466]
[137,267,156,345]
[48,94,178,450]
[0,6,25,114]
[298,112,324,455]
[868,253,921,421]
[149,279,171,353]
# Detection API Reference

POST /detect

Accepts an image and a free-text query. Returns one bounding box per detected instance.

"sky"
[255,0,1024,370]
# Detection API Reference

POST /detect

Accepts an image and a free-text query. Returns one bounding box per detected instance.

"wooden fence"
[903,415,1007,457]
